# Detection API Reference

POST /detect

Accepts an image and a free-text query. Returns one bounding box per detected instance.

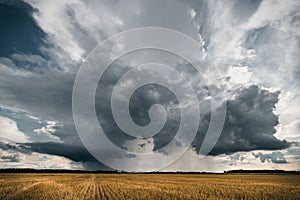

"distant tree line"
[0,168,298,174]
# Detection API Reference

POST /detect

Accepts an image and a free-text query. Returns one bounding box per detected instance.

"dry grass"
[0,173,299,199]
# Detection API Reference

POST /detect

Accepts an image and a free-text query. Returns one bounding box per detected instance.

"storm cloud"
[193,85,289,155]
[0,0,299,171]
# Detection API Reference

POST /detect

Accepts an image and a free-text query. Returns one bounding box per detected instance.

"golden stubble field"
[0,173,299,200]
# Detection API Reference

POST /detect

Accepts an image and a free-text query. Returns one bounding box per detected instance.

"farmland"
[0,173,299,199]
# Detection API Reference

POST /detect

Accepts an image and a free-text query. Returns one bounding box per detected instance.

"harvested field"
[0,173,299,199]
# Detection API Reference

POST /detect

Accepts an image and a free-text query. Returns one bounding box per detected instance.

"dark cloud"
[95,52,200,152]
[0,139,108,170]
[95,61,289,157]
[130,84,181,151]
[21,142,93,162]
[2,78,288,170]
[20,141,110,170]
[0,70,76,141]
[193,85,289,155]
[0,2,45,57]
[0,140,85,162]
[95,60,135,147]
[0,141,29,154]
[253,152,287,164]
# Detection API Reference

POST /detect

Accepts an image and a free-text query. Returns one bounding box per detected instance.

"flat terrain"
[0,173,299,199]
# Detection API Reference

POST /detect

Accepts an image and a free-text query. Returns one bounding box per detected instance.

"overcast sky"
[0,0,299,172]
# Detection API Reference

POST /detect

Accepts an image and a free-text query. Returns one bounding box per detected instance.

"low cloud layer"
[208,85,289,155]
[253,152,287,164]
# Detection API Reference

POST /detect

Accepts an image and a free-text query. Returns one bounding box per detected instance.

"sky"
[0,0,299,172]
